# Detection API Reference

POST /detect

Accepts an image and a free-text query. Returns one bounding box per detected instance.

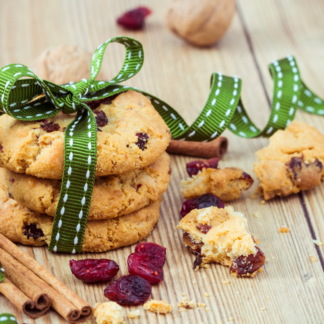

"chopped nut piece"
[93,302,124,324]
[144,300,172,314]
[279,226,290,233]
[253,211,260,218]
[310,255,317,262]
[313,239,323,246]
[222,279,230,284]
[128,309,140,319]
[197,302,206,307]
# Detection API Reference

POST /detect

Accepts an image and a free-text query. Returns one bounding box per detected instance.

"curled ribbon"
[0,36,323,253]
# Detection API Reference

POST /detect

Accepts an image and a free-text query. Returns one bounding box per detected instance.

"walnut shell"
[165,0,236,47]
[34,44,105,84]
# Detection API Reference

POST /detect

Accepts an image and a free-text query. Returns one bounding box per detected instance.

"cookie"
[33,44,105,85]
[254,121,324,200]
[0,152,170,220]
[0,90,171,179]
[177,206,265,277]
[0,187,161,253]
[181,167,254,200]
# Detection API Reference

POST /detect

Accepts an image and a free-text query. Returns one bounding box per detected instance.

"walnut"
[34,44,105,85]
[165,0,236,47]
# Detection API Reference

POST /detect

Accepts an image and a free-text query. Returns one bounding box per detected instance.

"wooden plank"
[0,1,324,323]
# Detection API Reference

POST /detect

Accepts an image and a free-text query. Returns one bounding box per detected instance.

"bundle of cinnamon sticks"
[0,234,92,323]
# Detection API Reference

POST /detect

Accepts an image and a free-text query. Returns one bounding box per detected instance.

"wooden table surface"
[0,1,324,323]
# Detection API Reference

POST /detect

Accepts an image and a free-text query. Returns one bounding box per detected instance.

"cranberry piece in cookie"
[70,259,119,283]
[40,120,60,132]
[136,132,149,150]
[230,247,266,277]
[117,7,151,30]
[23,223,44,240]
[186,158,219,177]
[94,110,108,128]
[104,275,152,306]
[180,193,225,218]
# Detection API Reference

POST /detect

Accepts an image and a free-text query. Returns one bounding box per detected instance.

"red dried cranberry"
[62,127,66,132]
[180,193,225,218]
[8,193,14,199]
[197,224,211,234]
[70,259,119,283]
[135,132,149,150]
[128,253,163,284]
[230,247,266,276]
[40,120,60,132]
[104,275,151,306]
[23,223,44,240]
[168,165,172,175]
[135,242,166,267]
[136,184,142,190]
[0,145,3,153]
[9,179,14,183]
[186,158,219,177]
[117,7,151,30]
[94,110,108,127]
[193,254,203,269]
[86,95,118,110]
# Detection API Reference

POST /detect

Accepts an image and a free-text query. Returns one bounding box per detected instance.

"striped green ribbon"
[0,314,18,324]
[0,36,322,253]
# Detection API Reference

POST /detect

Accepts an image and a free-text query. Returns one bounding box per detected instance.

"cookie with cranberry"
[181,167,253,201]
[0,152,170,220]
[177,206,265,277]
[0,90,171,179]
[0,187,161,253]
[254,121,324,200]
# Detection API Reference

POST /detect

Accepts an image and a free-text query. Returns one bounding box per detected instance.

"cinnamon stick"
[0,277,49,319]
[167,137,228,159]
[0,243,91,323]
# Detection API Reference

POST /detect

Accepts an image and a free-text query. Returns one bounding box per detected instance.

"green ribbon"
[0,36,323,253]
[0,314,18,324]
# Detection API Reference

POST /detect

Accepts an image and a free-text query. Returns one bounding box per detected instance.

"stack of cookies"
[0,90,172,252]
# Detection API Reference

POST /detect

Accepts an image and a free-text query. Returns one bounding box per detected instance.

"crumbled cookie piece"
[178,206,265,277]
[178,298,195,309]
[254,121,324,200]
[310,255,317,262]
[181,167,253,201]
[313,239,323,246]
[222,279,230,284]
[144,300,172,314]
[253,211,260,218]
[260,307,266,311]
[204,292,210,297]
[206,307,210,312]
[279,226,290,233]
[93,302,124,324]
[128,310,140,319]
[260,200,266,205]
[197,302,206,307]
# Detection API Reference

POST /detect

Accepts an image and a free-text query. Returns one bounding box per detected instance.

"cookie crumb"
[182,292,186,296]
[178,299,195,309]
[228,318,234,322]
[201,263,210,269]
[128,309,140,319]
[260,307,266,311]
[266,296,270,299]
[222,279,230,285]
[310,255,317,262]
[144,300,172,314]
[313,239,323,246]
[206,307,210,312]
[93,302,124,324]
[279,226,290,233]
[253,211,260,218]
[197,302,206,307]
[260,200,266,205]
[179,308,185,313]
[204,292,210,297]
[192,279,197,284]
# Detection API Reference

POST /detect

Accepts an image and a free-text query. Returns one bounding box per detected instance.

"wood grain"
[0,1,324,323]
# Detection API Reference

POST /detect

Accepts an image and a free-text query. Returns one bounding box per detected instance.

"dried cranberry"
[23,223,44,240]
[94,110,108,127]
[9,179,14,183]
[117,7,151,30]
[193,254,203,269]
[135,242,166,267]
[197,224,211,234]
[86,95,118,110]
[136,184,142,190]
[62,127,66,132]
[128,253,163,284]
[8,193,14,199]
[168,165,172,175]
[186,158,219,177]
[230,247,266,276]
[0,145,3,153]
[180,193,225,218]
[70,259,119,283]
[40,121,60,132]
[104,275,152,306]
[135,132,149,150]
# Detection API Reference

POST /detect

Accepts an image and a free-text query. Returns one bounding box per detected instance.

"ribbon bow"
[0,36,323,253]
